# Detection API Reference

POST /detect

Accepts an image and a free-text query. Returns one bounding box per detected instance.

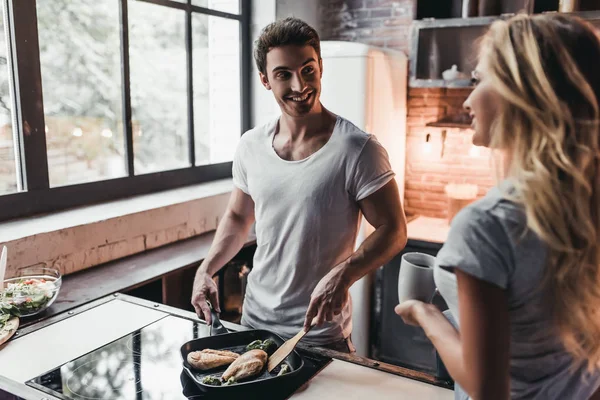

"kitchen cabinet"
[416,0,599,20]
[371,239,450,379]
[410,10,600,88]
[417,0,534,19]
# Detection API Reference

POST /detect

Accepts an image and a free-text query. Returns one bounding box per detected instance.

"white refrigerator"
[320,41,408,356]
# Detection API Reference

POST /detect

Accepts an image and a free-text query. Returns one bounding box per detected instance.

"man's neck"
[279,103,333,141]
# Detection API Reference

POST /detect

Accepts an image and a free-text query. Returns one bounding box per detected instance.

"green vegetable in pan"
[261,339,278,356]
[245,339,278,355]
[201,376,222,386]
[246,339,263,351]
[222,377,236,386]
[277,363,291,376]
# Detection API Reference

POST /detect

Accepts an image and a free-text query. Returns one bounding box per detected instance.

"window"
[0,4,17,196]
[193,14,241,165]
[37,0,127,187]
[129,1,189,174]
[0,0,250,221]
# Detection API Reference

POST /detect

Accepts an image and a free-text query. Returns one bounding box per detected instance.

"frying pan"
[180,305,305,394]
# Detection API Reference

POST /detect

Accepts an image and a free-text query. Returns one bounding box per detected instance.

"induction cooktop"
[26,315,330,400]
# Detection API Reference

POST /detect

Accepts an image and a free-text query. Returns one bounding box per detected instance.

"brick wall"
[320,0,495,218]
[319,0,415,55]
[405,88,495,219]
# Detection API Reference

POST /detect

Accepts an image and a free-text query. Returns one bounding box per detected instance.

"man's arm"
[191,187,255,323]
[304,179,407,327]
[344,178,408,285]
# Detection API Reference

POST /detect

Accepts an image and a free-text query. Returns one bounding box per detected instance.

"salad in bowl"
[0,266,62,318]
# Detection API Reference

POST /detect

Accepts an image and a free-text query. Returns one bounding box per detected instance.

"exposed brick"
[407,106,444,117]
[422,192,451,203]
[408,87,446,97]
[408,163,453,175]
[351,9,369,19]
[346,0,366,9]
[383,16,413,26]
[407,116,426,127]
[366,0,410,7]
[405,199,448,211]
[369,26,410,37]
[370,8,392,18]
[355,18,388,28]
[445,88,474,97]
[405,181,447,192]
[404,189,422,200]
[321,0,345,8]
[392,4,412,17]
[406,97,427,107]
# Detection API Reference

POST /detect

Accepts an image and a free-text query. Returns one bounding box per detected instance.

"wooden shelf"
[410,78,473,88]
[426,121,472,129]
[426,114,473,129]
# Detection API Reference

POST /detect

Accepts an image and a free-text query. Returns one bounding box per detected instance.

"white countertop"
[291,359,453,399]
[0,299,167,383]
[0,298,453,399]
[407,216,450,244]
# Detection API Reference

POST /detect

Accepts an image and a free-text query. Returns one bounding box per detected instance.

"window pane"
[129,1,189,174]
[192,0,240,15]
[0,5,17,195]
[193,16,241,165]
[37,0,127,188]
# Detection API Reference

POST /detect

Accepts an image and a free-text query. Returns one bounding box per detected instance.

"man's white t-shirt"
[233,115,394,345]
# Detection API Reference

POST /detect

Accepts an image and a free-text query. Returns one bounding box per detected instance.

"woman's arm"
[396,269,510,399]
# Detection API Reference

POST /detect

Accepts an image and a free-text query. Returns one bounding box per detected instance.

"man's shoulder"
[335,116,373,150]
[240,117,277,146]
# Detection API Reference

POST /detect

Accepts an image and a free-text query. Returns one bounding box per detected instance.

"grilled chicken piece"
[221,349,268,382]
[187,349,239,370]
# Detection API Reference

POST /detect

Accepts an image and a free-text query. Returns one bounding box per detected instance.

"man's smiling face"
[260,44,323,117]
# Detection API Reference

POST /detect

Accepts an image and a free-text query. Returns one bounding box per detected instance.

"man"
[191,17,407,352]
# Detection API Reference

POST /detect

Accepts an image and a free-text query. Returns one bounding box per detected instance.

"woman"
[395,14,600,400]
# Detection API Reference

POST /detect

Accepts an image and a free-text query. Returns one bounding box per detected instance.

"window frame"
[0,0,251,221]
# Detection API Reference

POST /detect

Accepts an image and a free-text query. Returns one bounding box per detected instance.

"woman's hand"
[394,300,435,327]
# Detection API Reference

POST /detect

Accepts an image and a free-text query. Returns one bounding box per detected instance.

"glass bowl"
[0,266,62,317]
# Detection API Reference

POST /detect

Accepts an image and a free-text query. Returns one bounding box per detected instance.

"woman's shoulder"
[456,182,524,229]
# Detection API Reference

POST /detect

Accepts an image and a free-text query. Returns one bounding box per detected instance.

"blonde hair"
[482,14,600,369]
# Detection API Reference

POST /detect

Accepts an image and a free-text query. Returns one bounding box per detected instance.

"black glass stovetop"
[27,315,331,400]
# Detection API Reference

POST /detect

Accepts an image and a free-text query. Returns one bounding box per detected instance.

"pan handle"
[206,300,229,336]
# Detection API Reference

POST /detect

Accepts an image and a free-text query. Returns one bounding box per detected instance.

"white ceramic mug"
[397,252,437,303]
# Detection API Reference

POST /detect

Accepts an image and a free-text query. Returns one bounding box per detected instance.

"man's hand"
[304,264,352,330]
[191,270,220,325]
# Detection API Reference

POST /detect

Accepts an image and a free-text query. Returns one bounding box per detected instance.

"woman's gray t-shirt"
[434,183,600,399]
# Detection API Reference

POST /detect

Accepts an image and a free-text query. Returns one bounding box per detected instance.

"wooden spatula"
[267,325,313,373]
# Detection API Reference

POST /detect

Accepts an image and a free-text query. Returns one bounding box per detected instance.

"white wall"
[250,0,323,128]
[250,0,279,127]
[275,0,321,29]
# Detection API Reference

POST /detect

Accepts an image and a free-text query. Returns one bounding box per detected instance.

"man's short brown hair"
[254,17,321,76]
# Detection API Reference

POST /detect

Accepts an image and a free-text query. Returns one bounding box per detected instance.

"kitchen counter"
[0,294,453,400]
[293,359,453,399]
[407,216,450,244]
